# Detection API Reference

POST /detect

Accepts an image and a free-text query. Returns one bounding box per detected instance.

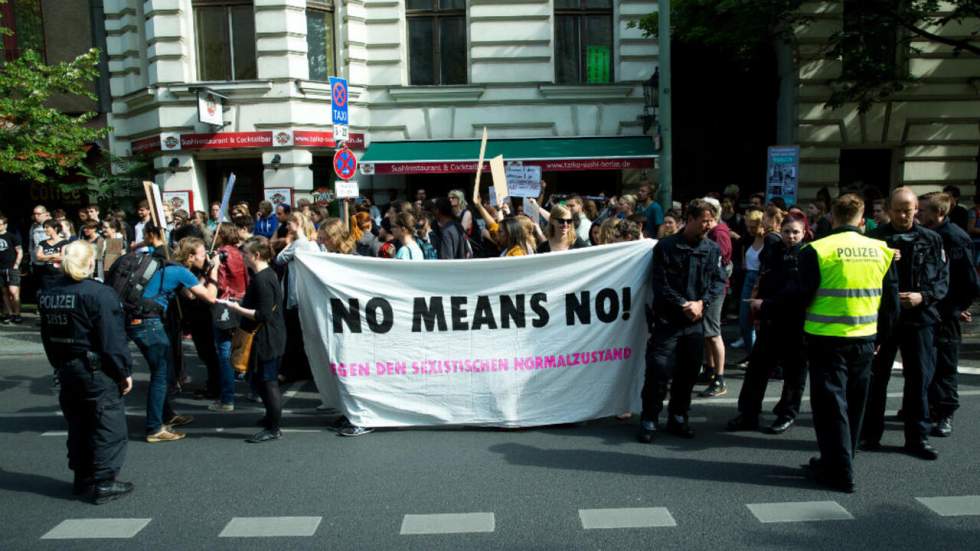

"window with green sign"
[555,0,612,84]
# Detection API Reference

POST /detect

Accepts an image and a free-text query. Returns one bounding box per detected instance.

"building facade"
[103,0,659,209]
[792,1,980,200]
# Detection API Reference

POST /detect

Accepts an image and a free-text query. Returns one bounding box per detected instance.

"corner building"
[104,0,660,208]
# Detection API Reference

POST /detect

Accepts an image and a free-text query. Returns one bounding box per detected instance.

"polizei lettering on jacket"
[836,247,880,259]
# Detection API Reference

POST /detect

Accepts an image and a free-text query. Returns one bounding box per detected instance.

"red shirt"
[217,245,249,300]
[708,222,733,291]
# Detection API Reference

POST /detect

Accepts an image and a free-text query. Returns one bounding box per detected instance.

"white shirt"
[745,243,763,272]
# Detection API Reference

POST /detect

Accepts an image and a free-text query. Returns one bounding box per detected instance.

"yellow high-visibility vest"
[804,231,894,337]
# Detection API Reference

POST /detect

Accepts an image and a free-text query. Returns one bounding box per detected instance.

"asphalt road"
[1,317,978,550]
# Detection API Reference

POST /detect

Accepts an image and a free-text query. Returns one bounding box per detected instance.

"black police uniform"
[640,232,726,440]
[929,219,978,433]
[38,275,133,497]
[863,223,948,453]
[732,240,808,429]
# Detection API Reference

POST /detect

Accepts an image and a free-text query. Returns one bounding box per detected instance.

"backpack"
[104,252,167,319]
[417,239,438,260]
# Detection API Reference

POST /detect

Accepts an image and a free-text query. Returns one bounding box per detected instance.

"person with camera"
[39,240,135,503]
[108,223,219,443]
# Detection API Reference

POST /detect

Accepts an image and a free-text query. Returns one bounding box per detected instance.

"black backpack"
[104,252,167,319]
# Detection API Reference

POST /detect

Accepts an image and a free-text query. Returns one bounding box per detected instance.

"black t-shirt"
[39,239,69,273]
[0,232,22,269]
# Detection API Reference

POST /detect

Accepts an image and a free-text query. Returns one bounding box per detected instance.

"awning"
[359,136,657,175]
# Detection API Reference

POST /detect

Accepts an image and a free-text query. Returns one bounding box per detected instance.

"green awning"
[360,136,656,175]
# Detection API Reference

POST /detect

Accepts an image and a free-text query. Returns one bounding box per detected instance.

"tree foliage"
[635,0,980,111]
[0,2,108,183]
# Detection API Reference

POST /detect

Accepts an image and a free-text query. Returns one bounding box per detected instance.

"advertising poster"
[766,146,800,206]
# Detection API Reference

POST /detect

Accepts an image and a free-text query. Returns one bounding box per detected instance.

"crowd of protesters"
[10,177,979,500]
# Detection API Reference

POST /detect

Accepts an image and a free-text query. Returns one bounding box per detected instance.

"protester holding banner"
[223,237,286,443]
[392,212,425,261]
[537,205,588,253]
[318,218,357,255]
[639,199,727,444]
[276,212,319,383]
[473,196,530,257]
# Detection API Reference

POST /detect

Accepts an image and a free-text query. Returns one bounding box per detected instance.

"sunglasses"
[556,218,574,225]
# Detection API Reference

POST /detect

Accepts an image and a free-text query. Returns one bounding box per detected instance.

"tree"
[0,0,108,183]
[635,0,980,111]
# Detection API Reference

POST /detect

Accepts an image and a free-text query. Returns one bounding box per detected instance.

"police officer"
[38,240,135,504]
[920,192,978,438]
[798,194,898,492]
[863,187,948,460]
[639,199,727,443]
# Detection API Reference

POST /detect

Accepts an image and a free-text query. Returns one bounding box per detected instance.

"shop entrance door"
[204,157,264,211]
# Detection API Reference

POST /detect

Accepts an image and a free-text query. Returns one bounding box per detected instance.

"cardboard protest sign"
[472,127,488,203]
[489,155,508,206]
[506,164,542,198]
[143,181,167,229]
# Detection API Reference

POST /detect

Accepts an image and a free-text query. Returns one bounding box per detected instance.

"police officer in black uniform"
[920,192,978,438]
[639,199,727,443]
[38,240,135,504]
[863,187,949,460]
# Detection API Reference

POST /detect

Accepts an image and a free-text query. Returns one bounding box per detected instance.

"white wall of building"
[103,0,659,205]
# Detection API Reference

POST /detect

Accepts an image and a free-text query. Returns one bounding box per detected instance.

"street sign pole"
[658,0,672,210]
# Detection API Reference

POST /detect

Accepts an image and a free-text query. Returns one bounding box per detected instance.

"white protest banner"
[523,197,540,225]
[489,154,508,205]
[294,240,653,428]
[143,181,167,229]
[218,173,237,222]
[505,164,542,198]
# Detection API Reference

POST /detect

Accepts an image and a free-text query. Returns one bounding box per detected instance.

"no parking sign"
[333,147,358,180]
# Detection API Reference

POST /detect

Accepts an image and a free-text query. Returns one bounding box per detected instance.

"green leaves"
[633,0,980,112]
[0,48,109,183]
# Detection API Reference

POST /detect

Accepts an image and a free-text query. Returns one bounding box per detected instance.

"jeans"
[738,270,759,350]
[127,318,176,434]
[213,326,235,405]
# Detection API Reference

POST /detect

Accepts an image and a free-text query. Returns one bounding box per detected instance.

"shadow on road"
[488,442,814,490]
[0,468,74,501]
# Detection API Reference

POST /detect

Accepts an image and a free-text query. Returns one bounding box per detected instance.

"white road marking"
[747,501,853,523]
[579,507,676,529]
[40,431,67,436]
[916,496,980,517]
[41,518,151,539]
[218,517,322,538]
[400,513,495,535]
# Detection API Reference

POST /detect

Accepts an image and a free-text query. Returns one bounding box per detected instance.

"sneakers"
[10,315,22,324]
[767,415,795,435]
[665,415,695,438]
[931,416,952,438]
[207,402,234,412]
[92,480,135,505]
[246,429,282,443]
[0,315,9,325]
[165,415,194,428]
[699,378,727,397]
[338,425,375,437]
[146,428,186,443]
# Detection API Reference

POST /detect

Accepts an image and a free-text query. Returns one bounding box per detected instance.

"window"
[406,0,467,85]
[306,1,336,81]
[555,0,613,84]
[1,0,46,62]
[193,1,256,81]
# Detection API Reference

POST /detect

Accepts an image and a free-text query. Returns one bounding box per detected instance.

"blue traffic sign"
[329,76,349,126]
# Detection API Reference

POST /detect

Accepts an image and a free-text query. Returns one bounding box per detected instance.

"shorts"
[0,269,20,287]
[702,295,724,337]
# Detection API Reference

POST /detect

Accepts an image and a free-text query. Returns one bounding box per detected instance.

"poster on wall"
[264,188,293,208]
[162,191,194,214]
[766,146,800,206]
